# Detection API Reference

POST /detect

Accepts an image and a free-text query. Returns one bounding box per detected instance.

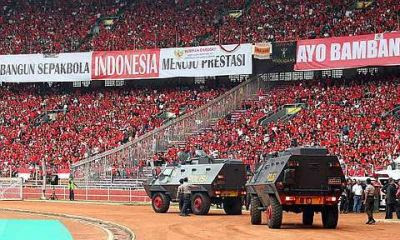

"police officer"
[180,177,194,216]
[68,178,78,201]
[364,178,376,224]
[177,178,184,213]
[382,178,397,219]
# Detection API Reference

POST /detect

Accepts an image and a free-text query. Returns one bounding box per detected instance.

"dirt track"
[1,200,399,240]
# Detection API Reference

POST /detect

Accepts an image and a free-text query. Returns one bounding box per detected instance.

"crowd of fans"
[1,0,399,54]
[1,0,400,179]
[82,0,235,50]
[162,74,400,177]
[219,0,400,44]
[0,0,123,54]
[0,84,224,177]
[1,75,399,178]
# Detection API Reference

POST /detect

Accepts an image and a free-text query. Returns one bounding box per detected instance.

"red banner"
[92,49,160,80]
[295,32,400,71]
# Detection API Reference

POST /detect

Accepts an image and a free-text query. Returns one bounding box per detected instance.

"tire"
[302,208,314,225]
[151,192,170,213]
[266,195,282,229]
[322,205,339,229]
[223,197,243,215]
[250,196,262,225]
[191,193,211,215]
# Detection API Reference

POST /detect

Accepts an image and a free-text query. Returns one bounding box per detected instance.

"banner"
[254,42,272,59]
[0,44,253,82]
[91,49,160,80]
[0,52,91,82]
[159,44,252,78]
[271,41,296,64]
[295,32,400,71]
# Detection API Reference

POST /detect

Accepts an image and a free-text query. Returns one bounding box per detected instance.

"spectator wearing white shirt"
[352,180,363,213]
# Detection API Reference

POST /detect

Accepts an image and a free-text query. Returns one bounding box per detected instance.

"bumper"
[280,195,339,205]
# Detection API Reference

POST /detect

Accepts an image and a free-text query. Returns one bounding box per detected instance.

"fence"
[22,185,150,202]
[72,75,263,184]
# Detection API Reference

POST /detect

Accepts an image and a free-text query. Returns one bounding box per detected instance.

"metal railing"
[22,185,150,202]
[72,75,262,184]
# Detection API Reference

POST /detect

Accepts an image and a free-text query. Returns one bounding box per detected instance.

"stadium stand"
[0,84,225,177]
[218,0,400,44]
[0,0,399,54]
[1,0,400,180]
[162,74,400,177]
[0,0,116,54]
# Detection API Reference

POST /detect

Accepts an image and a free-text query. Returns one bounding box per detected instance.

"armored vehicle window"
[206,168,211,171]
[180,169,185,172]
[191,167,208,175]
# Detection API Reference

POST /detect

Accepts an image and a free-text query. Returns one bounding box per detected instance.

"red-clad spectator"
[164,75,400,177]
[2,0,399,54]
[0,84,225,176]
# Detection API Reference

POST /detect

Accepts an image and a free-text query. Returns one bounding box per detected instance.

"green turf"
[0,219,73,240]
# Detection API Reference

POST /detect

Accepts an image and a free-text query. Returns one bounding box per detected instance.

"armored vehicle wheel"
[322,205,339,229]
[191,193,211,215]
[250,196,262,225]
[302,208,314,225]
[223,197,242,215]
[151,192,170,213]
[266,196,282,229]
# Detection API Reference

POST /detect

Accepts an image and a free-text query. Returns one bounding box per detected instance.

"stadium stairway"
[383,105,400,120]
[164,95,262,150]
[260,103,305,125]
[80,1,131,50]
[165,117,220,150]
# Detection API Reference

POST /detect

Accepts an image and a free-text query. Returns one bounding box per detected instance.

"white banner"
[159,44,253,78]
[0,44,253,82]
[0,52,91,82]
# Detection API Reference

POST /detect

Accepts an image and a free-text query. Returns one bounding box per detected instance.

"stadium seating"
[162,75,400,177]
[1,0,400,179]
[0,0,120,54]
[1,0,399,54]
[218,0,400,44]
[0,84,224,177]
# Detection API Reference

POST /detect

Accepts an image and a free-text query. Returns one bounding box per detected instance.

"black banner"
[271,41,296,64]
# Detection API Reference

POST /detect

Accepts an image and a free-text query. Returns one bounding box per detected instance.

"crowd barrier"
[22,185,151,202]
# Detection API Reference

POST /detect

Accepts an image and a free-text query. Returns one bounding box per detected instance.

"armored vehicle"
[247,147,345,229]
[144,154,247,215]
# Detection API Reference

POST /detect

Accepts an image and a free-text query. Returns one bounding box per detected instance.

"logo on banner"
[174,49,185,59]
[254,42,272,59]
[272,42,296,63]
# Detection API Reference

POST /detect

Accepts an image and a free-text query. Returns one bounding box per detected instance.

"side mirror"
[283,169,295,185]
